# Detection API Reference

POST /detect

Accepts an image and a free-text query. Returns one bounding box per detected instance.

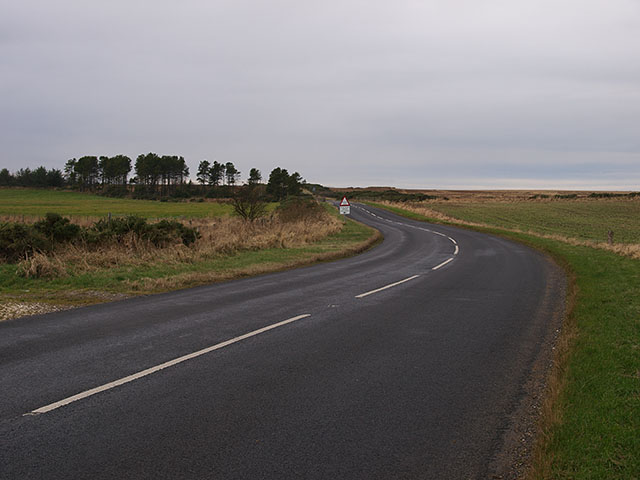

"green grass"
[0,208,377,305]
[430,200,640,244]
[371,202,640,479]
[0,188,234,218]
[540,242,640,479]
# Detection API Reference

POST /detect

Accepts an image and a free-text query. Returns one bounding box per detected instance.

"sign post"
[339,196,350,215]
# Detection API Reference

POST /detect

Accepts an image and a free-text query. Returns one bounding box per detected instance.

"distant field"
[0,188,233,218]
[429,199,640,244]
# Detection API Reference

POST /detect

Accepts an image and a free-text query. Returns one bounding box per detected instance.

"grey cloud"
[1,0,639,188]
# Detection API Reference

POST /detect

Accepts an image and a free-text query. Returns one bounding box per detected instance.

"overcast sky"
[2,0,639,189]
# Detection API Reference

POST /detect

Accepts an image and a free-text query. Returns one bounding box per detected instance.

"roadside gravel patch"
[0,302,70,321]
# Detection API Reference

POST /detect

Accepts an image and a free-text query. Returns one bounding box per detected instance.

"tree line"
[0,166,65,188]
[1,154,306,201]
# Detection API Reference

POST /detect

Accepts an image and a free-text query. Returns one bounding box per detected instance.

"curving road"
[0,204,564,479]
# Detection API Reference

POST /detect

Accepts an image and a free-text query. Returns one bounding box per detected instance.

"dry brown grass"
[126,227,382,293]
[16,252,68,279]
[376,200,490,226]
[11,213,344,278]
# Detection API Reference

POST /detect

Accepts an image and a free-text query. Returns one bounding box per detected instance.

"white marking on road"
[26,314,312,416]
[355,275,420,299]
[358,206,461,257]
[432,258,454,270]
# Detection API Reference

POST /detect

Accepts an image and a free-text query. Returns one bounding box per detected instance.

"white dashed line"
[432,258,454,270]
[26,314,312,416]
[355,275,421,299]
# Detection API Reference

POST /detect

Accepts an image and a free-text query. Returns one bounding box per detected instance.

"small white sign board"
[339,196,350,215]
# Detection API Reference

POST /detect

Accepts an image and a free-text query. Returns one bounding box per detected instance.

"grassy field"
[371,199,640,259]
[431,199,640,244]
[0,188,234,218]
[370,199,640,479]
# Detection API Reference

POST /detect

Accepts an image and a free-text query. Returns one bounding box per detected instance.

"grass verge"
[367,201,640,479]
[0,205,380,319]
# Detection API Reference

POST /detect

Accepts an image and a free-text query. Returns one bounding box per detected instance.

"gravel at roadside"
[0,302,69,321]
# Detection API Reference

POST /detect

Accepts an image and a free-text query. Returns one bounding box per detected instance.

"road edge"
[367,202,575,480]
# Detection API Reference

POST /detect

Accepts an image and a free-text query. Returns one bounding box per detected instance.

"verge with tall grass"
[0,199,379,320]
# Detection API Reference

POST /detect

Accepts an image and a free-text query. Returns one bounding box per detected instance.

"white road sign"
[339,196,350,215]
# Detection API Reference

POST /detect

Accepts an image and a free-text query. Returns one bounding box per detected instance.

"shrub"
[0,223,48,262]
[145,219,200,246]
[0,214,201,264]
[232,185,268,221]
[33,213,82,243]
[276,197,326,223]
[88,216,199,246]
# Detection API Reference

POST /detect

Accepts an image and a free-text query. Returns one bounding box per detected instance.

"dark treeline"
[63,155,133,190]
[1,154,307,202]
[0,166,65,188]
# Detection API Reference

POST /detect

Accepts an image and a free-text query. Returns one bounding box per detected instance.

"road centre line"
[432,258,454,270]
[26,314,312,416]
[355,275,421,299]
[358,207,460,257]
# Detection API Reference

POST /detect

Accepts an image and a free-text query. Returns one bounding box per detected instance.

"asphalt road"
[0,204,565,479]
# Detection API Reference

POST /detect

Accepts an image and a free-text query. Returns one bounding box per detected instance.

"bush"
[33,213,82,243]
[145,219,200,246]
[0,223,48,262]
[0,214,201,263]
[88,216,199,246]
[276,197,325,223]
[232,185,268,221]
